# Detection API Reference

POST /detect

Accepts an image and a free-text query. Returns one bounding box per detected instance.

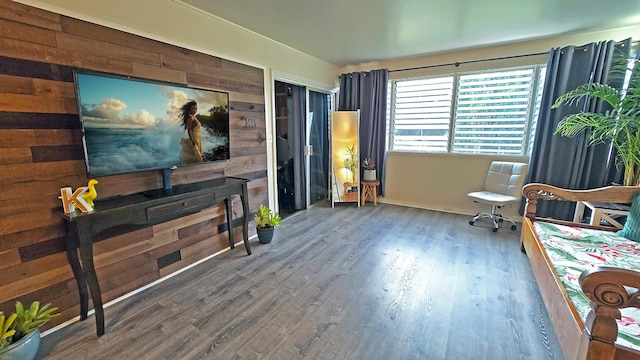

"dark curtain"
[291,84,307,211]
[308,90,330,204]
[525,39,631,220]
[338,68,389,196]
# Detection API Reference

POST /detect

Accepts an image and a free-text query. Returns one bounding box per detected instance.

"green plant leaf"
[254,204,281,228]
[0,312,17,341]
[552,55,640,185]
[10,301,59,342]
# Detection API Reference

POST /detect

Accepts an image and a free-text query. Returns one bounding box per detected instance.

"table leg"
[361,186,366,206]
[63,237,88,320]
[240,183,251,255]
[591,208,604,227]
[224,197,234,249]
[574,201,586,222]
[372,186,377,206]
[78,236,105,336]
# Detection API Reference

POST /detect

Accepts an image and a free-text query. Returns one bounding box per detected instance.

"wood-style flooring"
[39,202,563,360]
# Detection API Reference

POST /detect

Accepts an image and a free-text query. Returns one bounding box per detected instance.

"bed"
[520,183,640,360]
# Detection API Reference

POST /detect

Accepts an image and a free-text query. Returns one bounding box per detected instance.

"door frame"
[270,71,336,211]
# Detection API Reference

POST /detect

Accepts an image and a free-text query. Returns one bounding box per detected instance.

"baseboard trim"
[41,234,258,338]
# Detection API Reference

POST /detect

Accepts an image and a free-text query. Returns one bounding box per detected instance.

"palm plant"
[343,144,358,183]
[0,301,59,350]
[553,55,640,185]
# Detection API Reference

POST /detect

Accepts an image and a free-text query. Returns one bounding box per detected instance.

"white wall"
[343,25,640,221]
[383,153,528,220]
[342,25,640,75]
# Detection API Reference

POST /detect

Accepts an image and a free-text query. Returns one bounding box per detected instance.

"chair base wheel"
[468,212,517,233]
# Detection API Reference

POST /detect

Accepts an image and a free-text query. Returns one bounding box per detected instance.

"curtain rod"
[389,52,548,73]
[391,39,640,73]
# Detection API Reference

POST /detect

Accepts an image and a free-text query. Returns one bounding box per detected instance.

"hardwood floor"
[39,202,563,360]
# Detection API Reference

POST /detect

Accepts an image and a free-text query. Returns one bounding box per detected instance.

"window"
[388,65,546,156]
[390,76,454,152]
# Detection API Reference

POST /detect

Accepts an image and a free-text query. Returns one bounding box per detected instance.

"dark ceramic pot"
[257,226,275,244]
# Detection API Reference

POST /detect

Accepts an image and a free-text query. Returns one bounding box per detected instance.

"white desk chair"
[468,161,528,232]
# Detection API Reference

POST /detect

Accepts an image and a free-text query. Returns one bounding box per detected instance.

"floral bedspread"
[533,221,640,351]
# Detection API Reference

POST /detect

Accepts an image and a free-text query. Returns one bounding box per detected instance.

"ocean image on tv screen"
[75,72,230,177]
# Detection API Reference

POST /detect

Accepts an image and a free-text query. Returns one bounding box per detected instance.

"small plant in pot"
[254,204,282,244]
[0,301,59,360]
[362,158,377,181]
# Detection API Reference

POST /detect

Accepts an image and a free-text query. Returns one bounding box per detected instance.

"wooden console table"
[59,177,250,336]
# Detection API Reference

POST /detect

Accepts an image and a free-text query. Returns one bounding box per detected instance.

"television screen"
[74,70,230,178]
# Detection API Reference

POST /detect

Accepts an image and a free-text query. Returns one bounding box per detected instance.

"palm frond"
[552,55,640,185]
[555,112,618,142]
[552,83,623,110]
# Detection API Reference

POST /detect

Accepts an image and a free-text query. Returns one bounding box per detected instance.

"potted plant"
[342,144,358,183]
[0,301,59,360]
[254,204,282,244]
[362,158,377,181]
[553,54,640,185]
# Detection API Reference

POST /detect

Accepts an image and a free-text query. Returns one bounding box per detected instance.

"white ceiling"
[180,0,640,67]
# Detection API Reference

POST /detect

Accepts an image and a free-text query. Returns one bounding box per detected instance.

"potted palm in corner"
[254,204,282,244]
[553,54,640,185]
[0,301,59,360]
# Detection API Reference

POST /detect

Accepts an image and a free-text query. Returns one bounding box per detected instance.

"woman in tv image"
[179,100,204,163]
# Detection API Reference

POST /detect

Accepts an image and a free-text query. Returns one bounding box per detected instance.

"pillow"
[617,192,640,242]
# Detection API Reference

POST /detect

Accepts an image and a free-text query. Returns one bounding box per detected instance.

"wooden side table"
[342,181,359,202]
[573,201,630,229]
[361,180,380,206]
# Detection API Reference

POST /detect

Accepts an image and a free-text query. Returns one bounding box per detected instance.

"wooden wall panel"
[55,32,162,67]
[0,129,80,148]
[0,224,65,252]
[0,249,20,270]
[0,0,269,331]
[0,1,62,31]
[0,17,57,45]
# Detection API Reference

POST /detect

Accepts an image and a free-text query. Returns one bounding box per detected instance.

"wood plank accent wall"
[0,0,268,330]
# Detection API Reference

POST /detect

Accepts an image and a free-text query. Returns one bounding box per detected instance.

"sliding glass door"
[308,90,330,206]
[274,81,330,215]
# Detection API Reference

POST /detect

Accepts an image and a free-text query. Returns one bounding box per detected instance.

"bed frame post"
[580,266,640,360]
[583,304,619,360]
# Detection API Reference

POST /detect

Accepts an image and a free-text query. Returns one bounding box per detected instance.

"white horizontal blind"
[452,69,535,155]
[390,76,454,152]
[385,80,391,151]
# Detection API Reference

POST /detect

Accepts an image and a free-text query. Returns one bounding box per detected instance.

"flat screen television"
[73,70,230,193]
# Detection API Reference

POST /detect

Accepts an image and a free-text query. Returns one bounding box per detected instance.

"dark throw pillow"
[617,192,640,242]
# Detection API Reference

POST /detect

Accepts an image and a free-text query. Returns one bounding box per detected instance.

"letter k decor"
[60,186,93,214]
